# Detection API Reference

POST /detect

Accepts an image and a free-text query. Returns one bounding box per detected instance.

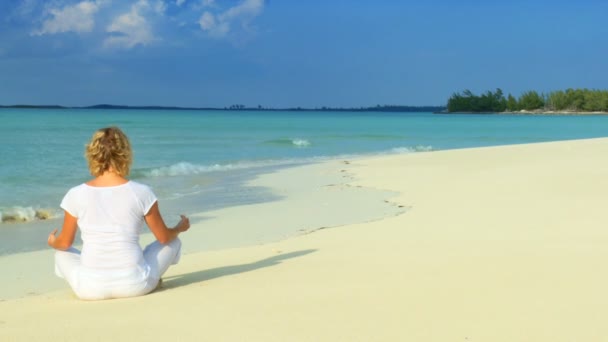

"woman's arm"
[47,211,78,250]
[144,202,190,244]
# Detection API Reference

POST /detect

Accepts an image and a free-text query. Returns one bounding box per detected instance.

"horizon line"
[0,103,447,112]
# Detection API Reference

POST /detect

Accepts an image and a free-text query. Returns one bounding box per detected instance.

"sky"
[0,0,606,108]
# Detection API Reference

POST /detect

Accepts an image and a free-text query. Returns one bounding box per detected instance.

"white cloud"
[198,11,228,37]
[198,12,215,30]
[34,1,102,35]
[198,0,264,38]
[25,0,264,49]
[221,0,263,22]
[104,0,156,49]
[153,0,167,15]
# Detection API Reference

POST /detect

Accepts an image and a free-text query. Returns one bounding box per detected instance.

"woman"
[47,126,190,300]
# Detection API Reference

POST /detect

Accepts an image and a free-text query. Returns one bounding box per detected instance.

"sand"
[2,138,608,341]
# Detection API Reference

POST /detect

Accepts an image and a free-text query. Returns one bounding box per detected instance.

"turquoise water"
[2,109,608,253]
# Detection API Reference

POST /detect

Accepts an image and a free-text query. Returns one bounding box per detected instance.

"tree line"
[447,88,608,113]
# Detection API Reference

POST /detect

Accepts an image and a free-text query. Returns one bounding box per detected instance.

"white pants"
[54,238,181,300]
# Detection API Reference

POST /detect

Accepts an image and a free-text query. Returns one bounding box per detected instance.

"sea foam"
[391,145,434,153]
[140,145,433,178]
[291,139,311,147]
[144,162,229,177]
[0,207,58,224]
[264,138,311,148]
[141,160,299,178]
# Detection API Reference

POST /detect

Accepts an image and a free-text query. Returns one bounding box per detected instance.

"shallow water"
[2,109,608,254]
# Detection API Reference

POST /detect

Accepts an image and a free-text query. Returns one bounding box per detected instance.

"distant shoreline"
[0,104,446,113]
[6,104,606,115]
[446,88,608,114]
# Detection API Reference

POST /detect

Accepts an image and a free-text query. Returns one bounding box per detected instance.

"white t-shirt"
[61,181,157,277]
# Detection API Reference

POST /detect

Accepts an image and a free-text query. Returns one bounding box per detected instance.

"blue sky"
[0,0,606,107]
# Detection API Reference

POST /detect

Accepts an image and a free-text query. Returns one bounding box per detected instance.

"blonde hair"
[85,126,132,177]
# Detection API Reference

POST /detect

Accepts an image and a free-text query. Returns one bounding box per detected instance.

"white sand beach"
[2,138,608,341]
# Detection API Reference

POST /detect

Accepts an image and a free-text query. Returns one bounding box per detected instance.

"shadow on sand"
[160,249,317,290]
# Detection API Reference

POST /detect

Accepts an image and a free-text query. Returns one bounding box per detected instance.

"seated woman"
[47,126,190,300]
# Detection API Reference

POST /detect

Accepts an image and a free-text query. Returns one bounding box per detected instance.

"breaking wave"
[0,207,58,224]
[264,138,311,148]
[137,145,434,178]
[391,145,434,153]
[137,160,304,178]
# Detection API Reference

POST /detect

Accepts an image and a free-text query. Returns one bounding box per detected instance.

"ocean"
[2,109,608,255]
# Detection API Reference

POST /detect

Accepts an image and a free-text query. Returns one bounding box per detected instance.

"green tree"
[446,88,506,113]
[506,94,518,111]
[582,89,603,111]
[518,91,544,110]
[448,88,608,113]
[492,88,507,112]
[563,88,584,110]
[547,90,567,110]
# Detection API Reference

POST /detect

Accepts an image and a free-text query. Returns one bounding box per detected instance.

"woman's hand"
[145,203,190,244]
[177,215,190,233]
[47,211,78,250]
[47,228,58,248]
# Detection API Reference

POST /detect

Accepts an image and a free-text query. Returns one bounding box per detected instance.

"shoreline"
[0,155,406,256]
[0,159,404,300]
[3,138,608,341]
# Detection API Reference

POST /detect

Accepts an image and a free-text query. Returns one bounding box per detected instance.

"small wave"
[143,162,232,177]
[391,145,434,153]
[0,207,58,224]
[292,139,311,147]
[138,160,303,178]
[264,138,311,148]
[136,145,434,179]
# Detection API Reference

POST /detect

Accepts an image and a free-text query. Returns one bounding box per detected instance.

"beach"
[2,138,608,341]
